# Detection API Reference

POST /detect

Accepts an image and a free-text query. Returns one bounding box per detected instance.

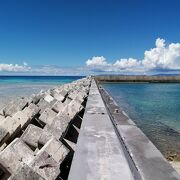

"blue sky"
[0,0,180,75]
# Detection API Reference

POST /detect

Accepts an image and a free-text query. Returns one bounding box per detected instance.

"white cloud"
[114,58,141,69]
[0,63,31,72]
[86,56,109,66]
[86,38,180,73]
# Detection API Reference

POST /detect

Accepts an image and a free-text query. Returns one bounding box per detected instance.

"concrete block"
[51,90,65,102]
[38,127,54,146]
[37,137,69,163]
[52,101,64,113]
[38,113,71,145]
[21,124,43,150]
[63,138,76,151]
[37,99,56,114]
[0,115,5,121]
[10,138,34,165]
[26,103,40,115]
[8,163,45,180]
[31,93,45,104]
[62,100,83,119]
[38,108,57,126]
[0,148,22,175]
[59,90,68,97]
[44,94,54,103]
[68,91,78,100]
[3,97,28,117]
[0,127,9,146]
[63,97,72,106]
[51,113,71,132]
[29,151,60,180]
[13,111,30,129]
[0,138,34,174]
[0,117,21,139]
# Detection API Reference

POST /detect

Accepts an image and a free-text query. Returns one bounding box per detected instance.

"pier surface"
[68,79,134,180]
[69,78,180,180]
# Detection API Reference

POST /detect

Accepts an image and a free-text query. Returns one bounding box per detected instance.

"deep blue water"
[0,76,83,109]
[0,76,83,84]
[102,83,180,159]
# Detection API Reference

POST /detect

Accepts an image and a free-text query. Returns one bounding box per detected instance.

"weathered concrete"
[21,124,43,150]
[99,83,180,180]
[8,163,45,180]
[52,101,64,113]
[2,97,28,117]
[0,77,91,179]
[29,151,61,180]
[68,79,134,180]
[0,138,34,174]
[0,127,9,146]
[37,137,69,163]
[0,117,21,139]
[38,108,57,126]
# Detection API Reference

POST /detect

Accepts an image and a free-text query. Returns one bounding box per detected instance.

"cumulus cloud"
[0,63,31,72]
[86,56,109,66]
[86,38,180,73]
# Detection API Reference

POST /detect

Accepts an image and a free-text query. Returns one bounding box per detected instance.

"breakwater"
[95,75,180,82]
[0,77,91,179]
[0,76,180,180]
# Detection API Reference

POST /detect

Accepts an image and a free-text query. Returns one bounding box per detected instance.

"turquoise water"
[0,76,83,109]
[102,83,180,159]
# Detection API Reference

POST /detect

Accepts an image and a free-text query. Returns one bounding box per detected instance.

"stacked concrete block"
[2,97,28,117]
[38,108,57,126]
[0,77,91,179]
[8,164,45,180]
[21,124,43,150]
[0,117,21,141]
[0,138,34,174]
[52,101,64,113]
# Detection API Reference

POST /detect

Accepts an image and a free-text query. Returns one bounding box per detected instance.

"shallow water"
[102,83,180,160]
[0,76,83,109]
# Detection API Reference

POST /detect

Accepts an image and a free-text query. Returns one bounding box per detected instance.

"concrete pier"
[69,78,180,180]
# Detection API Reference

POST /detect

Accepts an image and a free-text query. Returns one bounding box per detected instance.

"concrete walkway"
[68,80,134,180]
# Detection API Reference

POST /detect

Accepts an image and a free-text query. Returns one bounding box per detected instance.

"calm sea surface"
[102,83,180,160]
[0,76,83,109]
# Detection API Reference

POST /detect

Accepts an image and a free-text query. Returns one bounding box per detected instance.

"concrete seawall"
[69,78,180,180]
[95,75,180,82]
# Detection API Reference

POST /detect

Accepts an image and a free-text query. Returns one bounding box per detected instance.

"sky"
[0,0,180,75]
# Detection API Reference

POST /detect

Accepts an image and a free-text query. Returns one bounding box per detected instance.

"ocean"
[0,76,83,109]
[102,82,180,161]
